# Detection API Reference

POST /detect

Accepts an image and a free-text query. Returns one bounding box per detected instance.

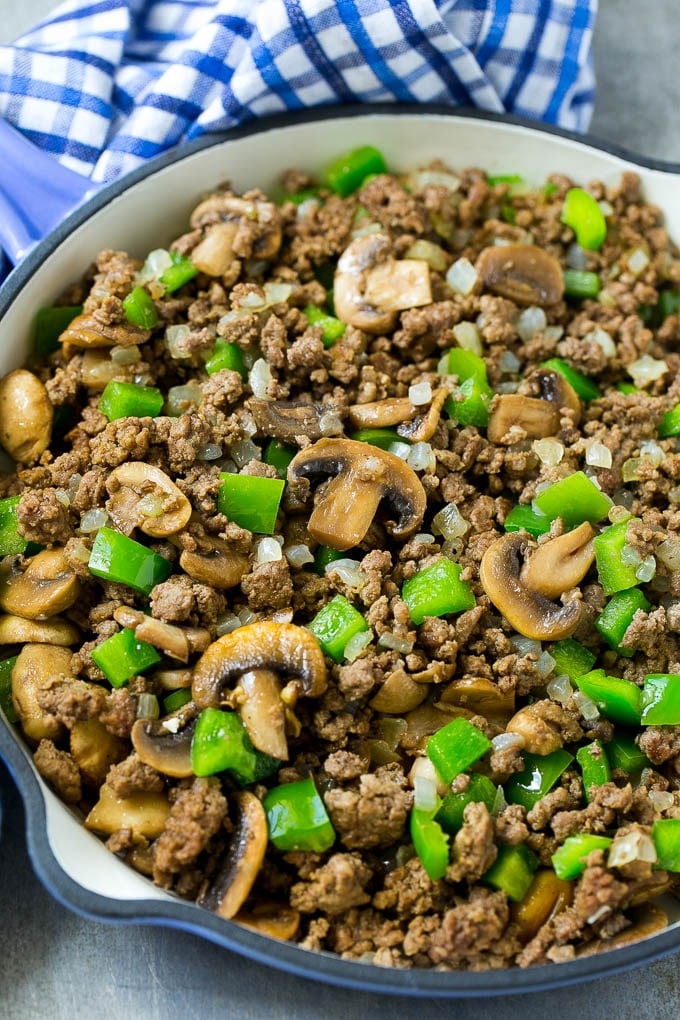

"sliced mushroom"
[476,244,564,307]
[114,606,211,663]
[520,522,596,599]
[533,368,582,423]
[11,644,72,743]
[190,221,239,276]
[0,549,80,621]
[198,791,268,920]
[506,701,565,755]
[106,462,192,538]
[190,194,282,273]
[0,614,79,646]
[81,349,122,391]
[287,438,426,551]
[84,783,171,839]
[179,541,250,590]
[131,713,197,778]
[439,677,515,720]
[70,718,127,786]
[480,532,582,641]
[369,669,428,714]
[486,394,560,444]
[398,387,450,443]
[347,397,414,430]
[0,369,53,463]
[192,622,327,760]
[59,311,150,349]
[235,902,301,941]
[249,398,344,443]
[334,233,431,334]
[511,869,573,943]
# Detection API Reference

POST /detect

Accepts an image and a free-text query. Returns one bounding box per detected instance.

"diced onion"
[641,439,665,467]
[627,354,668,387]
[635,555,656,582]
[343,629,373,662]
[533,438,564,466]
[249,358,274,398]
[405,240,449,273]
[609,505,633,524]
[255,537,283,564]
[264,282,293,306]
[499,350,521,373]
[215,612,242,636]
[325,558,366,589]
[452,321,482,354]
[516,306,547,341]
[166,382,203,416]
[547,674,573,704]
[411,533,436,546]
[165,324,191,359]
[544,324,564,343]
[622,458,642,482]
[607,829,657,868]
[656,538,680,570]
[318,411,344,436]
[446,257,478,295]
[573,690,600,721]
[162,717,181,734]
[586,327,616,359]
[197,443,223,462]
[649,789,675,811]
[413,774,438,813]
[409,381,432,406]
[111,344,141,365]
[137,494,164,518]
[229,438,261,468]
[376,632,414,654]
[407,442,436,473]
[407,169,461,193]
[431,502,470,541]
[238,608,258,626]
[627,247,650,275]
[136,693,160,720]
[566,243,588,270]
[138,248,173,284]
[621,544,642,566]
[536,651,556,678]
[80,508,109,533]
[585,441,613,469]
[55,489,70,508]
[512,636,541,658]
[388,441,412,461]
[491,732,525,752]
[285,544,315,568]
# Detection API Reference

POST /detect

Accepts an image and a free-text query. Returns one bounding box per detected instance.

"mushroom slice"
[533,368,582,423]
[369,669,428,714]
[480,532,582,641]
[11,643,72,743]
[179,543,249,590]
[131,714,197,778]
[348,397,414,431]
[85,784,171,840]
[439,677,515,720]
[198,791,268,920]
[288,438,426,551]
[190,194,282,261]
[487,394,560,445]
[106,462,192,538]
[249,398,344,443]
[0,549,80,620]
[398,387,450,443]
[190,221,239,276]
[334,233,432,334]
[192,622,327,760]
[0,369,53,463]
[0,614,79,646]
[70,718,127,786]
[235,902,301,941]
[476,244,564,307]
[519,522,595,600]
[114,606,211,663]
[59,311,150,349]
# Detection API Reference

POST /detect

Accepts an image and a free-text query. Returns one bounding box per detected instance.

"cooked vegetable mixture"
[2,145,680,970]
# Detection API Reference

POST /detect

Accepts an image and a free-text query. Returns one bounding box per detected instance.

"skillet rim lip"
[1,102,679,996]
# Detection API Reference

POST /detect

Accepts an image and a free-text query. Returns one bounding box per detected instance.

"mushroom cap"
[287,437,427,551]
[131,715,197,778]
[476,244,564,307]
[198,791,268,919]
[192,621,327,709]
[249,397,344,443]
[105,462,192,538]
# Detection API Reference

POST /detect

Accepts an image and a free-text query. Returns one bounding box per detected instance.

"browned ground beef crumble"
[2,160,680,971]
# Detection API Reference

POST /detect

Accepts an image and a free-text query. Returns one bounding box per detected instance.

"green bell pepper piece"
[122,286,159,329]
[348,428,404,450]
[264,777,335,852]
[34,304,82,356]
[314,545,345,576]
[204,340,247,378]
[426,717,492,785]
[533,471,612,529]
[552,834,612,880]
[641,673,680,725]
[88,527,173,595]
[191,707,279,783]
[307,594,369,663]
[443,348,489,384]
[303,304,346,348]
[540,358,600,402]
[657,289,680,320]
[436,773,497,833]
[444,376,493,428]
[0,495,34,557]
[616,381,638,395]
[282,187,321,206]
[505,749,574,811]
[410,805,450,881]
[562,269,601,300]
[593,520,642,595]
[549,638,596,682]
[99,380,164,421]
[402,558,475,626]
[576,741,611,802]
[159,253,198,293]
[573,669,642,726]
[91,628,161,689]
[217,473,285,534]
[606,733,649,775]
[652,819,680,872]
[560,188,607,251]
[504,504,551,537]
[262,438,296,478]
[162,688,193,714]
[658,403,680,439]
[0,656,18,723]
[323,145,387,197]
[595,588,651,657]
[483,843,539,902]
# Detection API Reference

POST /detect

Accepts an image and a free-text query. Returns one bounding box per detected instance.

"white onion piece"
[657,538,680,570]
[249,358,274,398]
[452,321,482,355]
[585,441,612,469]
[635,555,656,582]
[627,247,650,275]
[80,508,109,533]
[255,537,283,564]
[285,544,315,568]
[586,327,616,359]
[165,324,191,359]
[407,169,461,192]
[325,558,366,589]
[376,632,414,654]
[388,441,412,461]
[573,690,600,721]
[491,732,525,752]
[536,651,556,678]
[215,612,242,636]
[432,502,470,541]
[512,636,541,658]
[516,306,546,341]
[229,438,261,468]
[500,349,521,373]
[608,829,657,868]
[344,629,373,662]
[446,257,478,295]
[533,438,564,466]
[407,442,436,473]
[166,382,203,416]
[649,789,674,812]
[547,674,573,704]
[409,381,432,406]
[627,354,668,387]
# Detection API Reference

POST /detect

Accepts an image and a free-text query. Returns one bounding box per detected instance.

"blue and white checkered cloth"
[0,0,597,185]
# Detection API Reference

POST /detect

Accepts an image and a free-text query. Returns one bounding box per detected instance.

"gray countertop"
[1,2,679,1017]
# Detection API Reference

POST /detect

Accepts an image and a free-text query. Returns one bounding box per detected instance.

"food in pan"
[1,143,680,969]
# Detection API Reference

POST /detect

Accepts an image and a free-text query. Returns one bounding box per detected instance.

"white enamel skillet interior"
[1,106,680,997]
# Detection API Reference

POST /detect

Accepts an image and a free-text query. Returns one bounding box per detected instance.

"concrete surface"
[1,2,679,1017]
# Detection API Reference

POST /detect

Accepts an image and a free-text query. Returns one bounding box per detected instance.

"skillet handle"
[0,118,100,265]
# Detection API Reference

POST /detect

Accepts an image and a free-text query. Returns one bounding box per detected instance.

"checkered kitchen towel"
[0,0,596,186]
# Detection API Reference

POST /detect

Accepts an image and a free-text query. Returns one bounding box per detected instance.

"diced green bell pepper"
[314,545,345,576]
[533,471,612,529]
[552,833,612,880]
[162,688,193,714]
[593,520,642,595]
[99,380,164,421]
[348,428,404,450]
[504,504,551,537]
[658,403,680,439]
[616,382,638,395]
[657,289,680,321]
[410,804,450,881]
[264,777,336,852]
[426,717,491,785]
[436,773,497,833]
[562,269,601,300]
[443,348,489,385]
[88,527,173,595]
[483,843,539,902]
[191,707,279,783]
[573,669,642,726]
[282,187,321,206]
[34,304,82,356]
[595,588,651,657]
[505,749,574,811]
[576,740,611,802]
[204,340,247,378]
[0,495,37,557]
[540,358,600,402]
[560,188,607,251]
[402,558,475,626]
[323,145,388,197]
[303,304,346,348]
[262,438,296,478]
[550,638,596,682]
[159,253,198,293]
[91,628,161,689]
[217,473,285,534]
[307,594,369,663]
[122,286,159,329]
[641,673,680,725]
[606,733,649,775]
[445,376,493,428]
[652,819,680,872]
[0,656,18,723]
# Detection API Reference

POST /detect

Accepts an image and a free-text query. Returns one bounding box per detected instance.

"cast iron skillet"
[1,105,679,997]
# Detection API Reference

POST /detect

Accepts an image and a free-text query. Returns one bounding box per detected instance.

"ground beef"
[152,777,227,883]
[447,802,498,883]
[240,558,293,611]
[428,888,514,968]
[106,753,166,797]
[290,853,373,915]
[33,739,82,803]
[323,764,412,849]
[36,675,106,728]
[17,488,74,545]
